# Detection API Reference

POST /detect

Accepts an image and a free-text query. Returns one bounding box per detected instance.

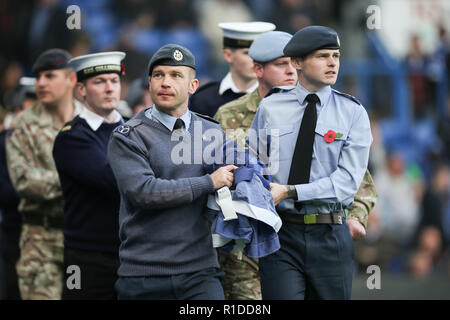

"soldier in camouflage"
[214,31,378,300]
[5,49,83,300]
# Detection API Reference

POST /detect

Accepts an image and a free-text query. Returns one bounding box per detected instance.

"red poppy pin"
[324,130,343,143]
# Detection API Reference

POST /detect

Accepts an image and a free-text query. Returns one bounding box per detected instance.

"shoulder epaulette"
[193,81,219,95]
[265,86,296,98]
[192,112,220,124]
[332,89,362,105]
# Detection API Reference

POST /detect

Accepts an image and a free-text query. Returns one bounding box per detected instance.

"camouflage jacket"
[6,101,83,217]
[214,88,260,149]
[214,89,377,228]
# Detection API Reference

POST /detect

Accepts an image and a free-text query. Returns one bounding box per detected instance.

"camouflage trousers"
[16,224,64,300]
[218,250,261,300]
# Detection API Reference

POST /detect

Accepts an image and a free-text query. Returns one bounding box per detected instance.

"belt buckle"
[332,212,343,224]
[304,214,318,224]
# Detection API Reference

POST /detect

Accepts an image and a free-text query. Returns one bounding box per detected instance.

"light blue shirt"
[145,106,191,131]
[250,83,372,214]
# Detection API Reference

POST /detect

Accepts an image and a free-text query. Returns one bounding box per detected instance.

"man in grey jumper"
[107,44,237,300]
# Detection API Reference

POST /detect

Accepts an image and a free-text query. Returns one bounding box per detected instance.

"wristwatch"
[286,185,297,200]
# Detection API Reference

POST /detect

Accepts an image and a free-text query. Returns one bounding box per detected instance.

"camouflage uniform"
[347,170,377,229]
[215,89,260,149]
[214,89,378,300]
[5,101,83,299]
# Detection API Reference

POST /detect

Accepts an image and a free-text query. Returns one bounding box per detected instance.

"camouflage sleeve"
[346,169,377,229]
[5,126,62,201]
[213,108,226,131]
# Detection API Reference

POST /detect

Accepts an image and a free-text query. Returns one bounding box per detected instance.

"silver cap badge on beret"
[173,49,183,61]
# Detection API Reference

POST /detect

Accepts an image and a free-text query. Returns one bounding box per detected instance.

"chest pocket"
[266,124,295,161]
[314,123,348,163]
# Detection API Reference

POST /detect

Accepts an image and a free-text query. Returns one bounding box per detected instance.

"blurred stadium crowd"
[0,0,449,284]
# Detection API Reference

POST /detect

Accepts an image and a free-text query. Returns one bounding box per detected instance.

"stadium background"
[1,0,449,299]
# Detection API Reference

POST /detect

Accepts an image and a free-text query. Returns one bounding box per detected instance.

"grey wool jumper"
[107,109,222,276]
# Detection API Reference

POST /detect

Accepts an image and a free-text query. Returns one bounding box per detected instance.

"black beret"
[147,44,195,76]
[283,25,340,58]
[31,48,72,75]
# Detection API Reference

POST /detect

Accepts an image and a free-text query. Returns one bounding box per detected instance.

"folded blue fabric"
[204,140,281,259]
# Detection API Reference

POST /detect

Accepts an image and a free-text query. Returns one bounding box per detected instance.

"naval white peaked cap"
[218,22,276,40]
[69,51,126,81]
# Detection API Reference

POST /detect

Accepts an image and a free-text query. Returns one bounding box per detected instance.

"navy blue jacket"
[189,81,245,117]
[53,116,122,253]
[0,130,21,243]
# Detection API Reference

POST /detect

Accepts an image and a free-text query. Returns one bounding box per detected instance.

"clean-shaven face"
[149,65,198,114]
[261,57,297,87]
[80,73,121,116]
[227,48,256,81]
[35,69,74,106]
[293,49,340,91]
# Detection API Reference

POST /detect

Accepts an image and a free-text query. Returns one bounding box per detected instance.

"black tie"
[173,118,184,131]
[287,94,319,204]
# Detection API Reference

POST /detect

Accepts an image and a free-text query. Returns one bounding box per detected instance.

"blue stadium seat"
[130,29,165,55]
[59,0,110,11]
[379,118,439,181]
[84,12,119,50]
[164,28,210,77]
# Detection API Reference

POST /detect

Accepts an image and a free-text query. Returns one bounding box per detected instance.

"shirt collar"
[295,82,332,108]
[145,105,191,131]
[79,106,122,131]
[219,72,259,95]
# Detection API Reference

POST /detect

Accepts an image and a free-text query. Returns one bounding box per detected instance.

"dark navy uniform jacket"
[189,81,245,117]
[53,113,123,253]
[0,130,21,243]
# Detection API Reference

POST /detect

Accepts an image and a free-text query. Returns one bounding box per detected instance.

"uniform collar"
[219,72,259,95]
[295,82,331,108]
[79,106,122,131]
[145,105,191,131]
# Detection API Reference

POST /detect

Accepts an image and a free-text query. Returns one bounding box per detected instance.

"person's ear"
[76,82,86,100]
[253,62,264,79]
[290,57,302,71]
[222,48,233,64]
[188,78,199,95]
[68,71,77,88]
